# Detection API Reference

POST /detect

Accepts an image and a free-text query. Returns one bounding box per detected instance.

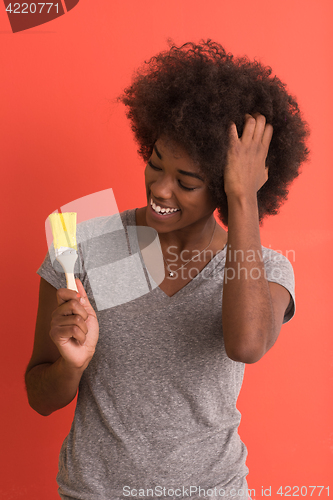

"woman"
[25,41,309,500]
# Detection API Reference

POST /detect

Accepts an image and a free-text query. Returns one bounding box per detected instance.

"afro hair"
[119,40,309,225]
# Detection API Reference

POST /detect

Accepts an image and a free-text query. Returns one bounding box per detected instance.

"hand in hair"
[224,114,273,201]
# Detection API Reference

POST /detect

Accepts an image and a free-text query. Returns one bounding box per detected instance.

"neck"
[135,206,218,252]
[157,214,216,254]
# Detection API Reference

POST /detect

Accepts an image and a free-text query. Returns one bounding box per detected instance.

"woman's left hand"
[224,113,273,199]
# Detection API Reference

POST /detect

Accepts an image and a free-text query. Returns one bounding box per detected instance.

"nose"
[150,174,174,201]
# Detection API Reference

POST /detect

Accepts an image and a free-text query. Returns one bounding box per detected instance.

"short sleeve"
[262,247,295,323]
[36,211,133,299]
[37,249,67,289]
[36,215,104,290]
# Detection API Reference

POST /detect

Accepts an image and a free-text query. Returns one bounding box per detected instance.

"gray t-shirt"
[37,209,295,500]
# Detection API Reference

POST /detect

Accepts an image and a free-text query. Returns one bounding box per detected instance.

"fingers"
[56,280,93,313]
[53,312,88,332]
[262,122,273,150]
[49,280,99,367]
[75,279,97,317]
[229,122,239,143]
[57,287,79,307]
[53,280,90,340]
[241,113,273,147]
[226,113,271,197]
[55,292,87,318]
[76,279,86,299]
[241,114,257,143]
[252,114,266,142]
[50,321,87,347]
[51,294,89,347]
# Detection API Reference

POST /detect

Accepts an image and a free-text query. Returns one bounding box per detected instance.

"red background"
[0,1,332,499]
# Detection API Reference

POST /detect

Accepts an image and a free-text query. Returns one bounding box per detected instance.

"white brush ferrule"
[55,248,78,292]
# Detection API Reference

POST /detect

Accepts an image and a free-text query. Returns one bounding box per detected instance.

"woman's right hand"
[50,279,99,371]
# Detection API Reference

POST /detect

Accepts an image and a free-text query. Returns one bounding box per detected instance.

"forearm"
[222,193,274,363]
[25,357,84,416]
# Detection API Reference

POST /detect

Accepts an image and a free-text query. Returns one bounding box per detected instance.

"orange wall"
[0,1,332,498]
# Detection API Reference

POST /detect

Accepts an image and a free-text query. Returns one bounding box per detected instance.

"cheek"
[144,170,152,189]
[144,167,156,185]
[197,191,217,213]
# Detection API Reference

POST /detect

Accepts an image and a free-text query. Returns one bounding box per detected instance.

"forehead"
[155,137,199,168]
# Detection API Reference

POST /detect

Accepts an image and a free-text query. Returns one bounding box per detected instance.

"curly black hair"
[118,40,309,226]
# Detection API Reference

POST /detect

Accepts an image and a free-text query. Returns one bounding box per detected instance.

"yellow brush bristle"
[48,212,77,250]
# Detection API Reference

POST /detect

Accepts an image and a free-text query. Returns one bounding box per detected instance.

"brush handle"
[65,272,78,292]
[56,250,79,292]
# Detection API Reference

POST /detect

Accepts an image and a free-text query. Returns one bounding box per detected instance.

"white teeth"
[150,199,179,215]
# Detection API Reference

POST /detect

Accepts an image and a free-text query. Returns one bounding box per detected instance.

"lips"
[150,199,180,215]
[148,199,181,220]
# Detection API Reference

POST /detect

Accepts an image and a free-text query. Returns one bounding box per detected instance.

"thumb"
[75,279,96,316]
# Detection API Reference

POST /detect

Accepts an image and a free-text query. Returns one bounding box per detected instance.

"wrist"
[57,356,87,378]
[226,192,260,232]
[226,191,258,209]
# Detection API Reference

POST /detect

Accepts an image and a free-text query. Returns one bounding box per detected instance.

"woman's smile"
[150,198,181,216]
[144,138,216,234]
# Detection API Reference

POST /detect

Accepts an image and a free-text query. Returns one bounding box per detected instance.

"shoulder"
[37,210,137,290]
[261,246,294,279]
[261,246,295,324]
[75,209,137,255]
[76,209,135,240]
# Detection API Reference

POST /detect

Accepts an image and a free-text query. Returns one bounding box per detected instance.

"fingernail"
[80,297,86,305]
[76,293,81,298]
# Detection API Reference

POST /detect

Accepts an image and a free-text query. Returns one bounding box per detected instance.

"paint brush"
[48,212,78,291]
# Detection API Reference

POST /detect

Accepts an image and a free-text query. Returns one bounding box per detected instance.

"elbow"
[28,398,54,417]
[26,392,55,416]
[32,407,53,417]
[224,335,268,364]
[226,346,265,364]
[25,371,54,417]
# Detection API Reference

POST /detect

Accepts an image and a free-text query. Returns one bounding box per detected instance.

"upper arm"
[26,278,61,375]
[266,281,292,353]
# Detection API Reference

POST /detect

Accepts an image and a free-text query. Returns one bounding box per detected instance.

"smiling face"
[144,137,216,234]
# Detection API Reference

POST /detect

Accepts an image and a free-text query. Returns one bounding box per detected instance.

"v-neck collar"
[155,247,227,300]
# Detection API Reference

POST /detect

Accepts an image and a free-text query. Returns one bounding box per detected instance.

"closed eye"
[148,160,161,171]
[147,161,196,191]
[178,182,196,191]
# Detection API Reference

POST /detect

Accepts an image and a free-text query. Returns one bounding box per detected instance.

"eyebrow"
[153,144,204,182]
[154,144,162,159]
[177,169,205,182]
